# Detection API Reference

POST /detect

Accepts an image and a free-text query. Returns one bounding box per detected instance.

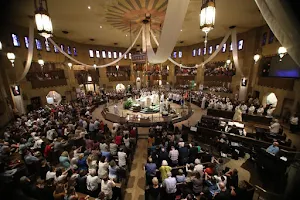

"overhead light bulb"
[278,46,287,61]
[116,64,119,70]
[167,65,169,71]
[7,52,16,67]
[0,41,2,50]
[88,6,91,9]
[226,58,231,65]
[68,62,73,68]
[93,63,97,69]
[87,75,92,82]
[253,54,260,63]
[38,59,44,66]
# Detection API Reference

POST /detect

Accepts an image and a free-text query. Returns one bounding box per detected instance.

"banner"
[16,21,35,82]
[48,27,143,69]
[147,0,190,63]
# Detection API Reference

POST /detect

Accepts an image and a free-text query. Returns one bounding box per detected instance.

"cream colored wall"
[1,23,298,116]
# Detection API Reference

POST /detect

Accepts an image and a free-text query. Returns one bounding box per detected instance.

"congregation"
[0,94,138,200]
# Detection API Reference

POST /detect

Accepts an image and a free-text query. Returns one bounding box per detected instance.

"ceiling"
[7,0,266,47]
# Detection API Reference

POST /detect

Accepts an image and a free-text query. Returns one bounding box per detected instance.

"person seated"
[225,125,240,135]
[225,124,246,136]
[248,104,255,115]
[269,119,281,134]
[266,142,280,155]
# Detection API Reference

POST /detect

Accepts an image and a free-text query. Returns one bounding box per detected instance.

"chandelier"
[199,0,216,48]
[34,0,53,38]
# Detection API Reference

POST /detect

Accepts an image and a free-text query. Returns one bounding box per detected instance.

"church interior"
[0,0,300,200]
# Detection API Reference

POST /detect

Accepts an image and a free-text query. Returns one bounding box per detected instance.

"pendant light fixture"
[278,46,287,61]
[253,54,260,64]
[67,61,73,69]
[7,52,16,67]
[37,53,45,67]
[199,0,216,48]
[34,0,53,38]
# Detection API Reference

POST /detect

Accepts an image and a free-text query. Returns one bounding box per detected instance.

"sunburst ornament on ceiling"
[106,0,167,33]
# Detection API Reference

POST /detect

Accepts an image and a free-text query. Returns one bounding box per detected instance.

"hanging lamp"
[199,0,216,48]
[34,0,53,38]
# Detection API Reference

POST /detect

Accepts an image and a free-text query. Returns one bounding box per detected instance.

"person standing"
[201,95,206,109]
[269,119,281,134]
[162,172,177,200]
[101,175,115,200]
[233,107,242,122]
[169,146,179,166]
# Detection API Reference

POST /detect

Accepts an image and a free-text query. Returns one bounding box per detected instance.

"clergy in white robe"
[227,103,233,111]
[241,104,248,114]
[257,106,264,116]
[248,105,255,115]
[201,96,206,109]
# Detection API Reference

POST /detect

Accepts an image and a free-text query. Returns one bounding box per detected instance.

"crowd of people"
[0,95,137,200]
[144,126,246,200]
[204,65,236,77]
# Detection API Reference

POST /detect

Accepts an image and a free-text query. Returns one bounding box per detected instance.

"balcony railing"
[108,76,131,82]
[204,76,232,82]
[258,77,294,90]
[31,79,67,89]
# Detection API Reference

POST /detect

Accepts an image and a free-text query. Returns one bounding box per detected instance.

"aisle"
[124,139,148,200]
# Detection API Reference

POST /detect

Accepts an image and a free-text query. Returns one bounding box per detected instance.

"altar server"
[257,105,264,116]
[248,105,255,115]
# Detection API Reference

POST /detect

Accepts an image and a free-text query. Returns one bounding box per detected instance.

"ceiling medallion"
[106,0,167,33]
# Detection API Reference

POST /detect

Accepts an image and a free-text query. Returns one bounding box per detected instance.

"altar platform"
[101,102,193,127]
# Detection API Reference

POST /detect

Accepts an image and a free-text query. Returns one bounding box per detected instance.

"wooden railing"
[204,76,232,82]
[150,75,168,80]
[258,77,295,90]
[30,79,67,89]
[108,76,130,82]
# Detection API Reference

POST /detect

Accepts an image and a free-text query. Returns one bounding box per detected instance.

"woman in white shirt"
[98,156,109,179]
[86,169,101,197]
[101,175,116,200]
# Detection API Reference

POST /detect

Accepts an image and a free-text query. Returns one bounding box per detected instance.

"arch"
[116,83,126,93]
[46,90,62,105]
[262,92,278,107]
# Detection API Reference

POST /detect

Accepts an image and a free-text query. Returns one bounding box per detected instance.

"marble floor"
[92,103,300,198]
